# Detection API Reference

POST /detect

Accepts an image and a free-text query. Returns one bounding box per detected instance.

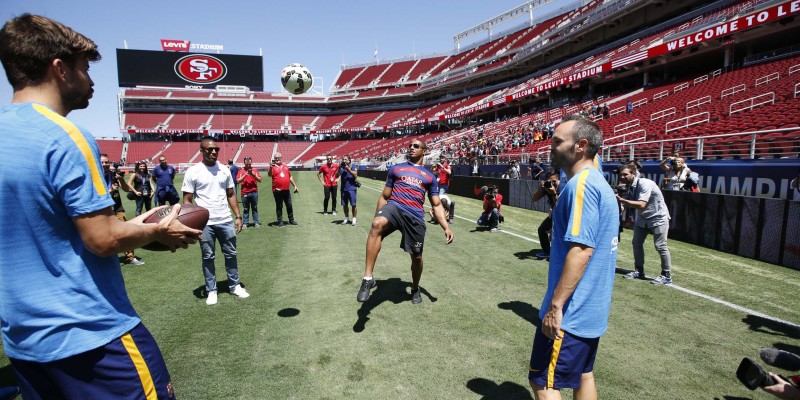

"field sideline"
[1,171,798,399]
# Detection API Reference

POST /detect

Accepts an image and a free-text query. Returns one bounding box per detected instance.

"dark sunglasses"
[409,143,423,149]
[202,147,220,153]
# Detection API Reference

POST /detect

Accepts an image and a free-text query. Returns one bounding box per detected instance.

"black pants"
[538,216,553,253]
[323,186,337,213]
[273,190,294,222]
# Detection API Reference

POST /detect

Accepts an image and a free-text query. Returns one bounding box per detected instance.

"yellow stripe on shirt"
[32,104,107,196]
[571,169,590,236]
[121,333,158,400]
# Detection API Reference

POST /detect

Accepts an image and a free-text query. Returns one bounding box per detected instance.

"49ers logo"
[174,55,227,84]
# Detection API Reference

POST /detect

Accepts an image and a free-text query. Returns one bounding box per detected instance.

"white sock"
[352,218,357,224]
[363,276,373,281]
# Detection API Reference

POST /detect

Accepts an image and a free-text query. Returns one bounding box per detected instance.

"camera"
[112,163,125,177]
[737,357,783,390]
[543,179,555,189]
[612,183,627,195]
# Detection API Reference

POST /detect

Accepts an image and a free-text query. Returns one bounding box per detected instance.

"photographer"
[532,169,559,259]
[126,161,156,216]
[660,156,691,190]
[100,155,143,265]
[509,160,520,179]
[236,156,262,228]
[617,163,673,285]
[336,155,358,226]
[476,185,503,232]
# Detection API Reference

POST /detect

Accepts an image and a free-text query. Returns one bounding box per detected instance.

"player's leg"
[323,186,330,213]
[351,191,358,225]
[410,254,424,304]
[573,372,597,400]
[330,187,337,214]
[251,191,260,226]
[273,191,283,224]
[241,193,251,226]
[358,215,390,302]
[341,191,350,224]
[630,225,648,278]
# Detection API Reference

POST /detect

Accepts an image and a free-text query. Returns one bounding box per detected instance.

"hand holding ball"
[142,204,208,251]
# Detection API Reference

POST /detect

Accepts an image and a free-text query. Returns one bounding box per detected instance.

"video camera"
[481,185,497,200]
[737,348,800,391]
[112,163,125,178]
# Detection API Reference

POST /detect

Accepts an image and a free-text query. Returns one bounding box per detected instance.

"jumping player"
[357,140,454,304]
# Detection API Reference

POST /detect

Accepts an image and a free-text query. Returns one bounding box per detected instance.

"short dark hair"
[618,163,639,175]
[560,114,602,157]
[200,136,215,148]
[544,168,559,179]
[0,14,100,89]
[243,156,252,162]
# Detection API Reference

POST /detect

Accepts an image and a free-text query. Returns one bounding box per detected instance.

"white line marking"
[361,181,799,329]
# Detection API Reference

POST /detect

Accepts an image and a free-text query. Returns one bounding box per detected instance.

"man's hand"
[152,205,203,252]
[763,373,800,399]
[234,218,243,233]
[443,228,454,244]
[541,306,564,340]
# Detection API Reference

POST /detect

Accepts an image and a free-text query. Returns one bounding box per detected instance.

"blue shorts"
[528,324,599,389]
[11,322,175,400]
[341,189,357,207]
[438,186,448,196]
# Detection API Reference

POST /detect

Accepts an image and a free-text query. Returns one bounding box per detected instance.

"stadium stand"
[97,140,124,161]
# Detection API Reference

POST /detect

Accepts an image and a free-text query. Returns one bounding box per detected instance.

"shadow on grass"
[277,308,300,317]
[466,377,532,400]
[0,365,17,389]
[471,226,492,233]
[513,250,547,261]
[742,314,800,339]
[498,301,540,327]
[353,278,437,333]
[192,279,240,299]
[712,396,753,400]
[772,342,800,356]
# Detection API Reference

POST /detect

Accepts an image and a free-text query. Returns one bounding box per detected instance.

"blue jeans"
[477,208,499,229]
[438,186,448,196]
[200,222,239,293]
[242,191,259,225]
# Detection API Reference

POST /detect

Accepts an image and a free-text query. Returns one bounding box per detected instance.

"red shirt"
[236,167,261,195]
[318,163,339,187]
[269,164,292,191]
[437,161,451,186]
[482,193,503,215]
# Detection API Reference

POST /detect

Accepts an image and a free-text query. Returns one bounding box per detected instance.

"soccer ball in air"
[281,63,313,94]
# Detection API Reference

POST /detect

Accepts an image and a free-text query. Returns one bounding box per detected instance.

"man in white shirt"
[182,137,250,305]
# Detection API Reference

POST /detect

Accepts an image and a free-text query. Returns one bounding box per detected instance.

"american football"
[142,204,209,251]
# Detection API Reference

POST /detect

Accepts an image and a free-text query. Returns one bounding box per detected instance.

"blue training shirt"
[385,162,438,224]
[0,103,140,362]
[539,166,619,338]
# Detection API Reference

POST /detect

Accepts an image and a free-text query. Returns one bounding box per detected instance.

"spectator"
[626,100,633,113]
[126,161,156,216]
[152,156,179,206]
[532,169,559,259]
[101,155,144,266]
[267,153,299,227]
[0,14,200,399]
[660,156,691,190]
[336,154,358,226]
[617,163,674,285]
[528,115,619,399]
[317,154,338,215]
[236,156,262,228]
[434,154,452,195]
[228,159,239,197]
[602,104,609,119]
[182,137,250,305]
[529,157,544,180]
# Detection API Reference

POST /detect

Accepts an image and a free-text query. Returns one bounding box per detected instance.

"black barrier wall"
[361,169,798,269]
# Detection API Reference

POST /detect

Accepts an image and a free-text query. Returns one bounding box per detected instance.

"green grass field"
[2,171,798,399]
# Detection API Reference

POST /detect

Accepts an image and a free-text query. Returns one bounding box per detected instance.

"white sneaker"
[231,284,250,299]
[341,219,350,225]
[352,218,357,226]
[206,291,218,305]
[332,211,337,216]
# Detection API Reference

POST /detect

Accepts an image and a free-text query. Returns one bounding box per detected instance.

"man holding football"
[0,14,200,399]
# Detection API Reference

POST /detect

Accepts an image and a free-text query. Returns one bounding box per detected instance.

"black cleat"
[357,278,376,302]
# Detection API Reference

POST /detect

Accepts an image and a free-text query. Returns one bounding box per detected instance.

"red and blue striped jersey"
[386,162,438,223]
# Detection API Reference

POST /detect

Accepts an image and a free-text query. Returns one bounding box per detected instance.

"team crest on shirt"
[611,237,618,253]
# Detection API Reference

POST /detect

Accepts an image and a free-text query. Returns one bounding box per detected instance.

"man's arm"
[541,243,595,340]
[375,186,392,214]
[659,157,671,173]
[227,188,242,232]
[617,196,647,209]
[317,168,324,183]
[73,205,201,256]
[289,175,299,191]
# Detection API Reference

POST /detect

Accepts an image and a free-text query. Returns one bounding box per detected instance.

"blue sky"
[0,0,567,137]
